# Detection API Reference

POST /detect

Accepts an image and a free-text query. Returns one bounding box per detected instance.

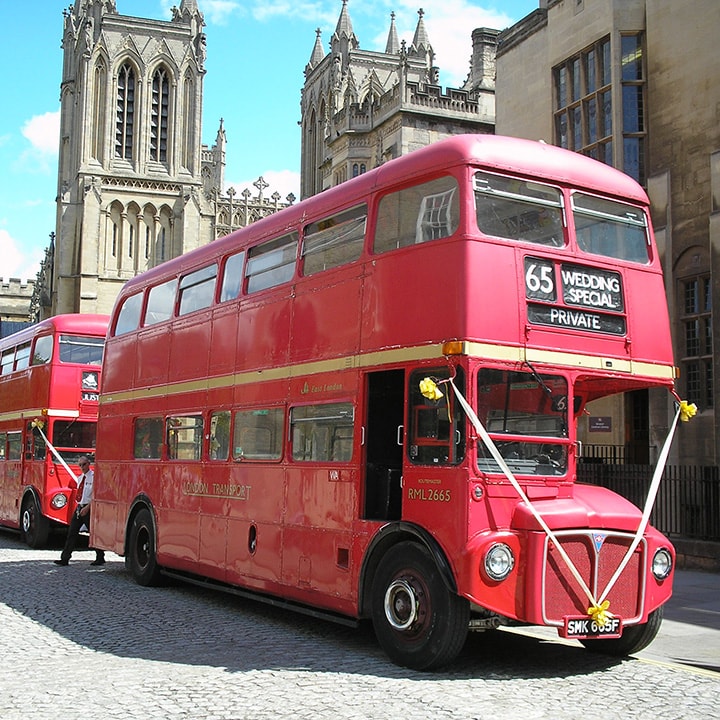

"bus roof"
[0,314,110,350]
[112,134,650,301]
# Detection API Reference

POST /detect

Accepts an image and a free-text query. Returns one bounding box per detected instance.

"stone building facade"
[30,0,293,321]
[495,0,720,466]
[300,2,497,199]
[0,278,34,337]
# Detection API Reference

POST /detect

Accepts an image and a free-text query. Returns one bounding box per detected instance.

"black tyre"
[371,541,469,670]
[580,606,663,656]
[126,507,162,586]
[21,494,50,548]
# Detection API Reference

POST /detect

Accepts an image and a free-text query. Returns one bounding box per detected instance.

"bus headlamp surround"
[484,542,515,581]
[651,548,673,580]
[51,493,68,509]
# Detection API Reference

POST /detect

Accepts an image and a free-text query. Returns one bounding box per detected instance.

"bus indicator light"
[442,341,464,356]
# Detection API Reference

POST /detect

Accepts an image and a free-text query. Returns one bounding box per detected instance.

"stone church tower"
[301,1,498,198]
[51,0,214,316]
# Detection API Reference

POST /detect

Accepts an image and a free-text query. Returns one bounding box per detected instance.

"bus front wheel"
[580,606,663,656]
[126,507,162,586]
[21,495,49,548]
[371,541,469,670]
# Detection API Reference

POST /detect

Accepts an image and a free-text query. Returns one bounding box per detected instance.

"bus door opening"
[363,370,404,521]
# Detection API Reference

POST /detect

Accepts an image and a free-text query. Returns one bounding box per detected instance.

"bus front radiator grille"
[541,531,644,625]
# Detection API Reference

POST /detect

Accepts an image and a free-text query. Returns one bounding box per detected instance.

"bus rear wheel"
[126,507,162,586]
[21,495,49,548]
[371,541,469,670]
[580,606,663,656]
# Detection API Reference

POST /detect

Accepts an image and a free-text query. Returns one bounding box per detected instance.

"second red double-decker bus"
[93,134,679,669]
[0,314,108,546]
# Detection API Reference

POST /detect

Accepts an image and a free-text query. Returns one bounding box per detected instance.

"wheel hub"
[384,578,418,630]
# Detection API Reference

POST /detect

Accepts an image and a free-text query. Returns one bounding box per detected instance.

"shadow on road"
[0,532,648,679]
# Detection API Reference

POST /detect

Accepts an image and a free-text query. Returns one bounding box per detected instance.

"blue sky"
[0,0,538,283]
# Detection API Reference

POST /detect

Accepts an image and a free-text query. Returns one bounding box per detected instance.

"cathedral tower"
[52,0,213,315]
[300,2,497,199]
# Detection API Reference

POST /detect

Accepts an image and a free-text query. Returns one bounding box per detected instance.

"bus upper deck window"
[14,343,31,371]
[220,251,246,302]
[1,349,14,375]
[115,292,143,336]
[32,335,53,365]
[302,204,366,275]
[178,264,218,316]
[246,233,298,294]
[144,278,178,326]
[374,176,459,254]
[474,171,565,247]
[572,192,650,263]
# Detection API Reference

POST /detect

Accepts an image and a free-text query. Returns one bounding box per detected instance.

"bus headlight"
[51,494,68,510]
[651,548,673,580]
[484,543,515,581]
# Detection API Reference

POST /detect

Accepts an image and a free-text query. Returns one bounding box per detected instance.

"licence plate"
[562,616,623,639]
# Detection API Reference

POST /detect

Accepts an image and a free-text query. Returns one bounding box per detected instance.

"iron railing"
[577,462,720,542]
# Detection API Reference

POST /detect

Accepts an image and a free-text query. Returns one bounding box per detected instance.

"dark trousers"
[60,507,105,563]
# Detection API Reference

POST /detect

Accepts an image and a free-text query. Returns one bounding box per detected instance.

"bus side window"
[219,251,246,302]
[209,411,231,461]
[25,422,46,461]
[133,417,163,459]
[290,403,354,462]
[408,368,465,465]
[302,204,367,276]
[6,432,22,461]
[233,408,284,460]
[374,176,459,254]
[167,416,204,461]
[0,433,6,460]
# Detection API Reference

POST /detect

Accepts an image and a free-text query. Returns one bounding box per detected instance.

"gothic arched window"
[151,66,170,162]
[115,62,135,160]
[91,59,107,162]
[182,72,195,170]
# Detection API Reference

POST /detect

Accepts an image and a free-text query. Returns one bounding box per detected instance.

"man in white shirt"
[54,455,106,566]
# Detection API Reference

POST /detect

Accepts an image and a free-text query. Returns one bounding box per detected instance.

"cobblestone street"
[1,533,718,720]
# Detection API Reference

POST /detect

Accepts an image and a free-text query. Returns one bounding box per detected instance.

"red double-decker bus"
[93,134,678,669]
[0,314,108,546]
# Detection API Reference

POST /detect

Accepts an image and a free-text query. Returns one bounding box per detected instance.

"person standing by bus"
[54,456,105,566]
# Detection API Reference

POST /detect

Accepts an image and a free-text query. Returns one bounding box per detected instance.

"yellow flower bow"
[679,400,697,422]
[419,377,444,401]
[587,600,612,627]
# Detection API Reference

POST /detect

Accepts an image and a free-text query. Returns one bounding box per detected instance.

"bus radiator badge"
[592,532,607,553]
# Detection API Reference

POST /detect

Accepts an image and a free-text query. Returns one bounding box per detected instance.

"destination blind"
[524,257,626,335]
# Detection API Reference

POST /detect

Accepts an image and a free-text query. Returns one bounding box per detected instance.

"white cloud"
[22,111,60,155]
[369,1,516,87]
[0,229,43,283]
[225,169,300,203]
[162,0,242,24]
[202,0,242,24]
